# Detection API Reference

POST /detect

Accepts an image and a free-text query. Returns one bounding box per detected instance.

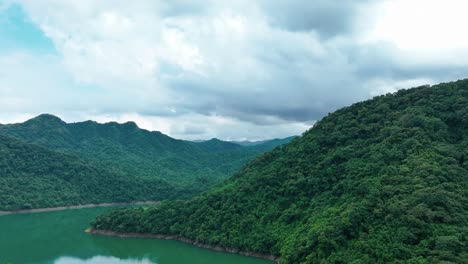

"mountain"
[0,134,183,211]
[0,116,293,210]
[193,136,297,149]
[231,136,297,148]
[194,138,245,152]
[230,140,264,146]
[91,80,468,263]
[0,116,250,183]
[244,136,298,152]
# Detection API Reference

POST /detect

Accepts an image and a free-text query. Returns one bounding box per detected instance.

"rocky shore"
[86,228,280,263]
[0,201,160,216]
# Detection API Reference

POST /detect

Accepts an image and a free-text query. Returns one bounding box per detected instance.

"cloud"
[258,0,378,38]
[1,0,467,140]
[82,112,310,141]
[54,256,155,264]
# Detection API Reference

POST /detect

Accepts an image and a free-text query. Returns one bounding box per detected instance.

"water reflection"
[54,256,157,264]
[0,207,271,264]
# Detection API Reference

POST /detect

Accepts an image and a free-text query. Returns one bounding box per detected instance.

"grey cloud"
[159,0,212,17]
[178,125,207,135]
[8,0,468,140]
[258,0,375,38]
[164,64,364,124]
[342,42,468,83]
[163,29,467,127]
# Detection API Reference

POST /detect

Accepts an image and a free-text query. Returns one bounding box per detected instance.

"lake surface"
[0,207,272,264]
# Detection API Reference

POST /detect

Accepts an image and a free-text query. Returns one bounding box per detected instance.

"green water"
[0,207,272,264]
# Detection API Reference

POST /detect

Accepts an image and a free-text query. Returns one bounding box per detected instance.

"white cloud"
[81,112,310,141]
[365,78,435,97]
[367,0,468,60]
[2,0,467,140]
[54,256,155,264]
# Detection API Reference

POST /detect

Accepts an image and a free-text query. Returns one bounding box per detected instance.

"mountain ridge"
[0,116,296,181]
[0,115,295,210]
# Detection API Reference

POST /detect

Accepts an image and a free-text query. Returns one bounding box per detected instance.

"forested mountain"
[0,134,185,211]
[92,80,468,263]
[0,115,260,182]
[231,136,297,148]
[243,136,298,152]
[0,116,293,210]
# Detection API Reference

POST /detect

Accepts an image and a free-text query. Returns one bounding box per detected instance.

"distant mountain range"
[193,136,298,148]
[230,136,297,147]
[0,115,295,210]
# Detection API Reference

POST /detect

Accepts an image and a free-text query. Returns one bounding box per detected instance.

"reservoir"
[0,207,272,264]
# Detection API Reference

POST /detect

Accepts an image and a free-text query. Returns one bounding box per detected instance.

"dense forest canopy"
[0,134,188,210]
[0,115,293,183]
[92,80,468,263]
[0,116,293,210]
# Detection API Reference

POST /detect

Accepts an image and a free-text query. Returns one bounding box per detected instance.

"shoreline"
[0,201,160,216]
[86,228,280,263]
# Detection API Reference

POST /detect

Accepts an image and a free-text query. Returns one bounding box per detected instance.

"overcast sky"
[0,0,467,140]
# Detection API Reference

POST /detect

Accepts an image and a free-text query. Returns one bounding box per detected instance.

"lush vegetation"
[92,80,468,263]
[0,116,290,183]
[231,136,298,148]
[0,134,191,210]
[0,116,293,210]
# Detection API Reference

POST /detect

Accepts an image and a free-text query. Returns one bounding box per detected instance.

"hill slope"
[0,134,183,210]
[231,136,298,148]
[0,116,263,183]
[92,80,468,263]
[0,116,293,210]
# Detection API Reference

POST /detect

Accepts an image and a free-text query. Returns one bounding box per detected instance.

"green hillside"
[0,134,188,211]
[243,136,299,152]
[0,115,261,183]
[231,136,298,148]
[92,80,468,263]
[0,116,293,210]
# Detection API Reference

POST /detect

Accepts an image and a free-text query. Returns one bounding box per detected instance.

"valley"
[2,1,467,263]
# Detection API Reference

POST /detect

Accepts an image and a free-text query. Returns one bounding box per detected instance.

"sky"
[0,0,467,141]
